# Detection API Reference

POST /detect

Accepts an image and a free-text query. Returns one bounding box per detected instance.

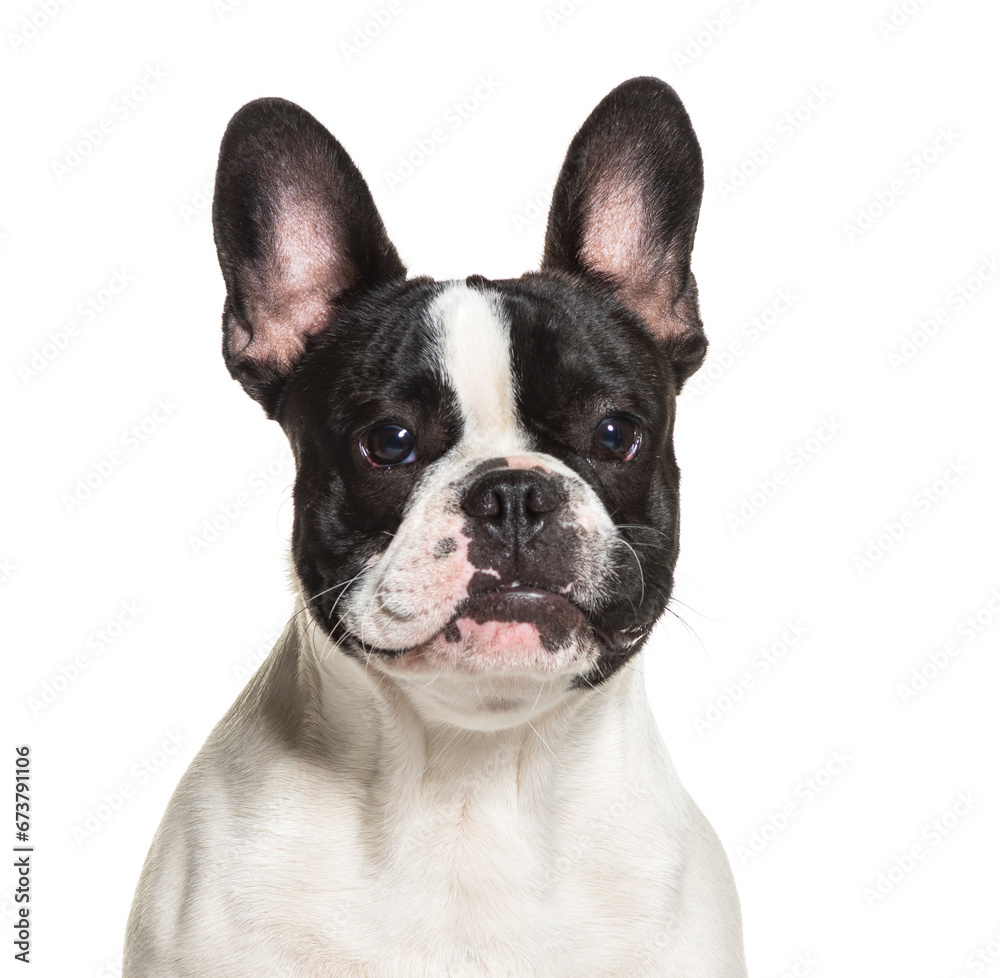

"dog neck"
[259,603,681,830]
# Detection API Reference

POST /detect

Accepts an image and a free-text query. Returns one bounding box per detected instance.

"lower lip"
[380,590,644,672]
[422,588,589,669]
[455,590,646,650]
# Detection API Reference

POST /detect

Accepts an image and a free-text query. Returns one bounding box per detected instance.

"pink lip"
[382,586,651,673]
[445,587,650,652]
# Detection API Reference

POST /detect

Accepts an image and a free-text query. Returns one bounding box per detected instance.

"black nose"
[461,468,560,542]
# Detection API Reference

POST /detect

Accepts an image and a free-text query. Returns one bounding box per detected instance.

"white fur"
[124,280,747,976]
[433,282,526,455]
[124,609,747,977]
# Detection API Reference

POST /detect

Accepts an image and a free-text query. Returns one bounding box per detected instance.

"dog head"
[212,78,706,728]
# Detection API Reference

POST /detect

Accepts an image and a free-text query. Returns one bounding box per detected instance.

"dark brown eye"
[591,416,640,461]
[361,425,417,467]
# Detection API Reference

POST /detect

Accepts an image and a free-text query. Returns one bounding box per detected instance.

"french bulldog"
[123,77,748,977]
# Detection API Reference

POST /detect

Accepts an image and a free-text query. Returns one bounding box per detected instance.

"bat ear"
[542,78,707,387]
[212,98,405,417]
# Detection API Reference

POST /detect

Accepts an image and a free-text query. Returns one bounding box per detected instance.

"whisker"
[617,539,645,607]
[526,719,556,758]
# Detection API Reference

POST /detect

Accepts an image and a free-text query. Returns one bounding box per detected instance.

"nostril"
[462,483,503,519]
[461,470,562,527]
[525,483,557,516]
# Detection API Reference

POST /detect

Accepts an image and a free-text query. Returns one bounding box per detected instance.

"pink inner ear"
[229,187,354,371]
[578,172,691,343]
[579,175,650,288]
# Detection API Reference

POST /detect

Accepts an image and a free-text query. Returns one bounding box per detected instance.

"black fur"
[211,78,706,687]
[213,98,406,416]
[542,77,708,386]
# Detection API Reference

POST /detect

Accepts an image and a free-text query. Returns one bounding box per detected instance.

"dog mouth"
[328,581,652,671]
[444,585,583,647]
[439,584,650,655]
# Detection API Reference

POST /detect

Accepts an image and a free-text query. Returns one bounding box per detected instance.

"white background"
[3,0,999,975]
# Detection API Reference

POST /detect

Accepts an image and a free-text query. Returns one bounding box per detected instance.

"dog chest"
[219,757,683,976]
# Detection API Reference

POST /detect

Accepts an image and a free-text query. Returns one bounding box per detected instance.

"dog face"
[212,79,706,727]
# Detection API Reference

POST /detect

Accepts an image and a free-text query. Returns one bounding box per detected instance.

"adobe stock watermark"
[93,954,122,978]
[440,944,488,978]
[7,0,72,53]
[853,459,969,575]
[52,65,168,182]
[61,397,179,513]
[716,86,833,200]
[769,952,820,978]
[1,888,20,926]
[863,790,979,908]
[26,600,143,716]
[687,288,797,399]
[842,126,959,243]
[188,445,295,555]
[0,556,16,587]
[544,0,589,29]
[399,742,521,861]
[315,901,355,946]
[672,0,757,71]
[897,587,999,706]
[213,0,250,20]
[383,75,501,191]
[340,0,409,62]
[633,917,685,975]
[17,268,133,383]
[692,619,808,736]
[177,176,213,224]
[71,730,188,845]
[877,0,935,39]
[534,789,633,894]
[232,623,285,683]
[887,254,999,371]
[726,417,843,532]
[948,920,1000,978]
[509,178,556,234]
[738,749,852,864]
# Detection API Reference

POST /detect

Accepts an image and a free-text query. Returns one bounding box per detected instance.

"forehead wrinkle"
[431,282,528,454]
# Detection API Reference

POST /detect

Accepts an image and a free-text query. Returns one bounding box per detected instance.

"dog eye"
[591,416,640,462]
[361,425,418,467]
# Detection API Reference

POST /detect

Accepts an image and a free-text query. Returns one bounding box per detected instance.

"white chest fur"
[124,616,745,978]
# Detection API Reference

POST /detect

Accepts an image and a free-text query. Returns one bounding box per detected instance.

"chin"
[366,628,599,730]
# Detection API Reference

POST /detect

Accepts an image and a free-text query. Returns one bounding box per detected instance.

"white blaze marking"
[432,282,527,453]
